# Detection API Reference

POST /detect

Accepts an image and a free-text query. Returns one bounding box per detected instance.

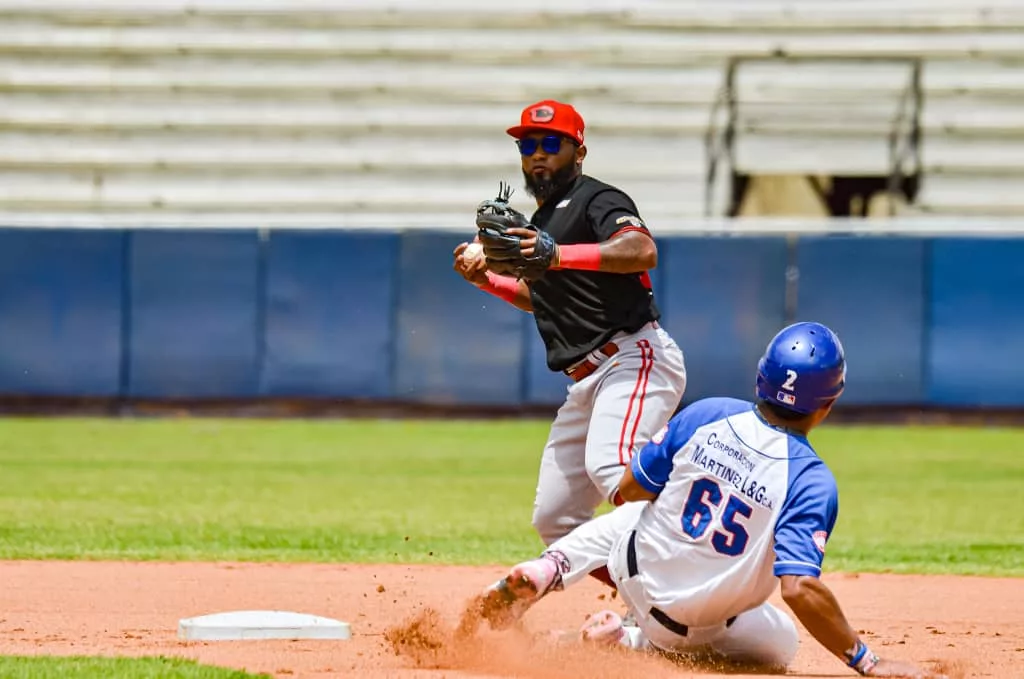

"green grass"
[0,656,268,678]
[0,417,1021,575]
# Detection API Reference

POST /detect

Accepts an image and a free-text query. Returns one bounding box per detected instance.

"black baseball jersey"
[528,174,660,372]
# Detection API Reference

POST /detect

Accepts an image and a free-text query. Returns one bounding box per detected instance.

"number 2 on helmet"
[781,370,798,391]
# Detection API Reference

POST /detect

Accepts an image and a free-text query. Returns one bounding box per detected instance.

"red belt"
[564,342,619,383]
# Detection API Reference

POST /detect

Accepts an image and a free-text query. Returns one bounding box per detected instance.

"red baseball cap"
[506,99,585,145]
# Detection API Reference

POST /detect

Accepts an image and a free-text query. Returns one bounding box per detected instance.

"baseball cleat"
[475,554,563,630]
[579,610,626,646]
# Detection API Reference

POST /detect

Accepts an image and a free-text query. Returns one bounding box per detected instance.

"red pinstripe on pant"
[618,339,654,465]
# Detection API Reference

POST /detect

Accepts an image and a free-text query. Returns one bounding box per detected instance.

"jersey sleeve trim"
[773,560,822,577]
[609,225,651,239]
[631,455,664,493]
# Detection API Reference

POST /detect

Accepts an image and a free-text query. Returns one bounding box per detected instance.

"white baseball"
[463,242,484,263]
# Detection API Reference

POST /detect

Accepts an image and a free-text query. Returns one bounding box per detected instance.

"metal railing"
[703,56,924,218]
[886,59,924,215]
[703,59,738,218]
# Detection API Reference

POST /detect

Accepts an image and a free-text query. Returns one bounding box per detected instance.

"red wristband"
[480,271,520,304]
[555,243,601,271]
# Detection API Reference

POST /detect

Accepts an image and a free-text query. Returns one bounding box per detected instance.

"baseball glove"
[475,181,557,281]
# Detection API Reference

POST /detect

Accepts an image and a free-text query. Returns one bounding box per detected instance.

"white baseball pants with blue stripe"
[546,501,800,668]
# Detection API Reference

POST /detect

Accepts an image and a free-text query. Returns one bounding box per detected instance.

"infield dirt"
[0,561,1016,678]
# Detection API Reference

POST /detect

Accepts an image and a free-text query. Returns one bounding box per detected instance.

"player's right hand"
[453,241,489,287]
[866,658,948,678]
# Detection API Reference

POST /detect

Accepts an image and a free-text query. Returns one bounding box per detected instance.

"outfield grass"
[0,656,268,678]
[0,418,1020,575]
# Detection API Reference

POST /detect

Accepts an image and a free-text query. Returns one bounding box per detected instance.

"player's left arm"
[774,467,945,678]
[781,575,945,678]
[512,190,656,274]
[773,469,862,667]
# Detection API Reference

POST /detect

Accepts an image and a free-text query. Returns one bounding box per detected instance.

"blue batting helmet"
[756,322,846,415]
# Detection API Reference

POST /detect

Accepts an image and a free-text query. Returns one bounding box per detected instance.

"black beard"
[523,163,578,202]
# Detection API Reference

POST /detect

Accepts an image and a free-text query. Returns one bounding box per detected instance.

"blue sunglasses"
[516,135,568,156]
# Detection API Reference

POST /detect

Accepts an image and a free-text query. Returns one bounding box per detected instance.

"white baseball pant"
[532,322,687,545]
[547,502,799,667]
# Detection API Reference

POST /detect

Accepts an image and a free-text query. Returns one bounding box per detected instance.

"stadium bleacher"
[0,0,1022,227]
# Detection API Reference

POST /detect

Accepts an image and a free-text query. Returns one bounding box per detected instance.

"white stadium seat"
[0,171,707,224]
[3,26,1024,64]
[0,100,714,136]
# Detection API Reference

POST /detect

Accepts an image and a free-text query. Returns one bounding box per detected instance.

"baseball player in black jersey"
[454,100,687,588]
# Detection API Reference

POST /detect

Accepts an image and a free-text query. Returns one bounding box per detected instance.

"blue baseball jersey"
[627,396,839,626]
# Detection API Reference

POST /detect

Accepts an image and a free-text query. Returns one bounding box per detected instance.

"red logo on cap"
[530,106,555,123]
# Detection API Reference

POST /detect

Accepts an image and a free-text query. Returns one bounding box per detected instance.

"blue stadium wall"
[0,228,1021,409]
